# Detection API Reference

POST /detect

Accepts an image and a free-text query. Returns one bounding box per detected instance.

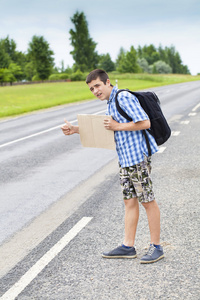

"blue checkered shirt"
[106,86,158,167]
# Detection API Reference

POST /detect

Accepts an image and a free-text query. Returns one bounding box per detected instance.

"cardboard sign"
[77,114,115,150]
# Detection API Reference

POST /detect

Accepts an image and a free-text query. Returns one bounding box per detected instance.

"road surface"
[0,81,199,299]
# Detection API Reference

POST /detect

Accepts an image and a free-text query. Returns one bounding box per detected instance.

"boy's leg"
[141,200,160,245]
[140,199,164,263]
[102,167,139,259]
[133,157,164,263]
[123,197,139,247]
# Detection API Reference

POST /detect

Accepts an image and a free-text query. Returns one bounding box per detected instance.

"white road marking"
[0,123,75,149]
[0,217,93,300]
[171,131,180,136]
[180,120,190,125]
[0,109,106,148]
[192,103,200,112]
[158,147,166,153]
[93,110,106,115]
[188,112,197,117]
[168,114,183,122]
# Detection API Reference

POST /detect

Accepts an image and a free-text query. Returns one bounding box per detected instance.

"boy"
[61,69,164,263]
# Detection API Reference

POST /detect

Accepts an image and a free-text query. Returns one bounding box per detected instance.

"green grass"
[0,81,94,118]
[0,73,200,118]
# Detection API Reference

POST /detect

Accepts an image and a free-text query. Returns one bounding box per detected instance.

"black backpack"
[115,89,171,156]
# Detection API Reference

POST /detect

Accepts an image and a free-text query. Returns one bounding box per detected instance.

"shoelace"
[146,245,155,256]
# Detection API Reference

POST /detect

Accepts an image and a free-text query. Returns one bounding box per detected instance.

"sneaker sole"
[140,254,164,264]
[102,254,137,259]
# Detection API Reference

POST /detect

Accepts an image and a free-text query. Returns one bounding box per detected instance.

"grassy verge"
[0,73,200,118]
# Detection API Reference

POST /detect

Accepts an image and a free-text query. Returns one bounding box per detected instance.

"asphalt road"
[0,81,200,299]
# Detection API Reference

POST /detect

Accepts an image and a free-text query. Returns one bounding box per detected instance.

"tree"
[0,36,28,79]
[60,60,65,73]
[0,41,11,68]
[69,11,99,72]
[15,51,28,79]
[116,46,139,73]
[138,44,160,65]
[137,44,190,74]
[2,36,17,61]
[24,62,35,81]
[27,35,54,80]
[180,64,190,74]
[0,68,11,85]
[165,46,178,73]
[125,46,139,73]
[8,63,23,82]
[158,44,168,63]
[116,47,126,73]
[158,45,190,74]
[98,53,115,72]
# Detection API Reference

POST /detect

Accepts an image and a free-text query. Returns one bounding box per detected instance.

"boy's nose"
[93,87,98,94]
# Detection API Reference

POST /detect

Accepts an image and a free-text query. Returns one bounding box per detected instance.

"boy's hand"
[104,117,119,131]
[61,119,79,135]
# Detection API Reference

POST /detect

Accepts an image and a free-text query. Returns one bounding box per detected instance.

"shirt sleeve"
[117,91,149,123]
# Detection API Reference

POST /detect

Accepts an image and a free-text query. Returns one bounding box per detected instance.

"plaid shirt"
[106,86,158,167]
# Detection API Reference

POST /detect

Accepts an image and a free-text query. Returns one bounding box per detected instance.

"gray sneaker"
[140,244,164,264]
[102,245,137,259]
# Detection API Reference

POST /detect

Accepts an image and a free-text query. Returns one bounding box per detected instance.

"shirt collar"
[107,86,118,104]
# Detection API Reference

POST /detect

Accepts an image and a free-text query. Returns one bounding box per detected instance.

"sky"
[0,0,200,75]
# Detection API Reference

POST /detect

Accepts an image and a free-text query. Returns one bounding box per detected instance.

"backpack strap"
[115,89,152,157]
[115,89,132,121]
[142,130,152,157]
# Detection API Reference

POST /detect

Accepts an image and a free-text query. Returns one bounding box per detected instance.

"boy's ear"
[106,79,111,85]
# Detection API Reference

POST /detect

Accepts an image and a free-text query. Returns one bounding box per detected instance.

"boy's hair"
[86,69,110,85]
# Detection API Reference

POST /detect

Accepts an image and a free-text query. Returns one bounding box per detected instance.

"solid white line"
[0,217,93,300]
[93,109,106,115]
[0,122,75,149]
[192,103,200,112]
[0,109,106,149]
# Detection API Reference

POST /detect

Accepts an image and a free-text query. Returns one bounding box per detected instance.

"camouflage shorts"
[119,156,155,203]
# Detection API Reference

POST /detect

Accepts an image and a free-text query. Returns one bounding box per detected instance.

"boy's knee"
[124,197,138,207]
[141,199,155,209]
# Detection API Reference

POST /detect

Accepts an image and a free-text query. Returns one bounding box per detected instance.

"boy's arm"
[104,118,150,132]
[61,120,79,135]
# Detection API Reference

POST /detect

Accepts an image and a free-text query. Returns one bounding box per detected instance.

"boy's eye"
[90,83,101,92]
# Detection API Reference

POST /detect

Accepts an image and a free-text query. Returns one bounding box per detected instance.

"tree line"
[0,11,190,85]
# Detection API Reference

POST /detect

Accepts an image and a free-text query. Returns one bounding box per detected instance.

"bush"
[59,73,69,80]
[48,74,60,80]
[32,74,41,81]
[0,68,11,85]
[70,70,84,81]
[152,60,172,74]
[137,58,149,73]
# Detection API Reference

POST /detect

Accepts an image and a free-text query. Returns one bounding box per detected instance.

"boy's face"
[87,77,112,101]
